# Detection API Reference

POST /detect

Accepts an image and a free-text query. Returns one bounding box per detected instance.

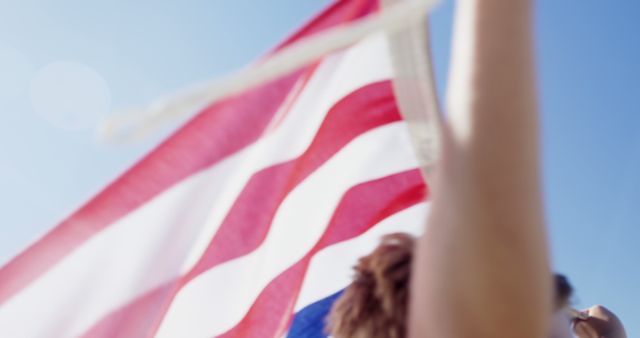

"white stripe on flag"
[181,33,393,271]
[155,122,419,338]
[0,35,393,338]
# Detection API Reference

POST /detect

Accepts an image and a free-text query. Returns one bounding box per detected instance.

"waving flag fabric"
[0,0,430,337]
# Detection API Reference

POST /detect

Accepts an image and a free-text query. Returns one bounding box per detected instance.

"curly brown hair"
[326,233,413,338]
[326,232,573,338]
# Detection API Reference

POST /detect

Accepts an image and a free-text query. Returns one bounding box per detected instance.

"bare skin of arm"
[409,1,551,337]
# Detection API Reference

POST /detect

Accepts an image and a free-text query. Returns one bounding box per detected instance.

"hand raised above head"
[573,305,626,338]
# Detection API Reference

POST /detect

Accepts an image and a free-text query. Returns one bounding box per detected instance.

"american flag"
[0,0,432,337]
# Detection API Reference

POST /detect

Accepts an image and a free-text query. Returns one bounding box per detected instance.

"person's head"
[326,233,412,338]
[326,233,574,338]
[549,274,576,338]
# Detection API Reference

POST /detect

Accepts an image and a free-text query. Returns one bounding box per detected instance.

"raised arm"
[409,1,551,337]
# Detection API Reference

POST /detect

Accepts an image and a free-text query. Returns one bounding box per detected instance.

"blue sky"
[0,0,637,335]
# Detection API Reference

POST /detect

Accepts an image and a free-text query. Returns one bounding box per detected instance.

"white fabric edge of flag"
[98,0,441,144]
[382,0,443,178]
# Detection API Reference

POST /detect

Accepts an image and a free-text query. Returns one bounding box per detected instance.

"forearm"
[410,1,550,337]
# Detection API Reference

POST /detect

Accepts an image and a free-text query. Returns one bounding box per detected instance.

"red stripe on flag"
[0,0,380,305]
[0,67,306,306]
[217,169,427,338]
[273,0,379,53]
[189,81,399,275]
[78,80,399,338]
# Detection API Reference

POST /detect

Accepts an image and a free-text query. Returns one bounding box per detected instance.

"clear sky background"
[0,0,637,335]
